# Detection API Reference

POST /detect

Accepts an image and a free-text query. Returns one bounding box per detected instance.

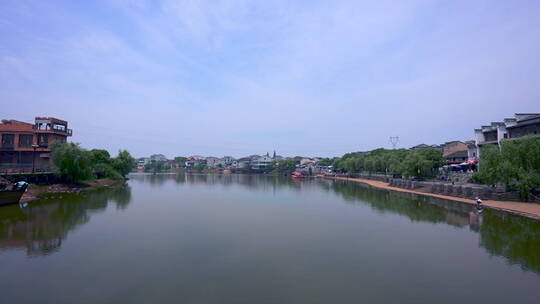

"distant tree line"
[51,142,134,183]
[269,160,297,174]
[332,148,444,178]
[144,161,171,172]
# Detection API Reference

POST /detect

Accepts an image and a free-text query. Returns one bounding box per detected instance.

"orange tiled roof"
[0,120,34,131]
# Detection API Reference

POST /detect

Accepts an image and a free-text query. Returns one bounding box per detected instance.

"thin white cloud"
[1,0,539,157]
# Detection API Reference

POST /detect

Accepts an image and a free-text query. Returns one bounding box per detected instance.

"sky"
[1,0,539,158]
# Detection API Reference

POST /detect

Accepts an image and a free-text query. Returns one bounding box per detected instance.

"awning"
[459,159,478,166]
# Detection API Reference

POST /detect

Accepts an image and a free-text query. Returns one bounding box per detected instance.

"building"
[465,140,478,161]
[150,154,167,162]
[474,113,540,157]
[137,157,151,169]
[0,117,72,171]
[205,157,223,168]
[410,144,443,151]
[410,144,430,150]
[236,157,251,169]
[185,156,204,168]
[251,155,273,170]
[222,156,235,166]
[442,141,469,164]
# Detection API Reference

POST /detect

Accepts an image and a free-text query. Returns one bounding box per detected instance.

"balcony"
[34,127,73,136]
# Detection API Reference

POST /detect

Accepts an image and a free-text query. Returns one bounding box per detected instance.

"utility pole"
[389,136,399,150]
[31,144,39,173]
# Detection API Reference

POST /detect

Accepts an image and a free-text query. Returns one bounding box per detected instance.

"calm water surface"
[1,173,539,304]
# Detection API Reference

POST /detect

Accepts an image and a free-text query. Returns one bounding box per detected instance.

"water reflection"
[324,179,540,274]
[130,173,304,191]
[2,174,539,276]
[0,185,132,256]
[132,173,540,274]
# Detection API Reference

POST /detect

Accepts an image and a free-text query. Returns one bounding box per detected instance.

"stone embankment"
[387,178,520,201]
[325,175,540,221]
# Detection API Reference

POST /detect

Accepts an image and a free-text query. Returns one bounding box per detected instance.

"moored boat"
[0,178,29,206]
[291,170,306,178]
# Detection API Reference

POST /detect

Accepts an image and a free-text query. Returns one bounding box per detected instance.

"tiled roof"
[445,150,468,159]
[35,117,68,124]
[0,120,34,131]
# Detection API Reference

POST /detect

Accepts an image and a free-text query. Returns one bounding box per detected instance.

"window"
[2,134,14,147]
[38,134,49,146]
[19,134,33,147]
[53,124,66,131]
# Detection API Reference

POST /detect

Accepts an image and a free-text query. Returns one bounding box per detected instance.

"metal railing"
[0,163,52,174]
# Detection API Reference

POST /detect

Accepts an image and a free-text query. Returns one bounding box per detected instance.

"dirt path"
[326,176,540,220]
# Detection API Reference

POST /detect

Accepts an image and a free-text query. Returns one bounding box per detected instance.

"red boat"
[291,170,306,178]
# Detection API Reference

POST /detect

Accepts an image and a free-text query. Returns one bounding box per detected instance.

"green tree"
[400,148,442,178]
[271,160,297,174]
[111,150,134,177]
[51,142,93,183]
[174,156,187,167]
[474,136,540,199]
[192,163,206,171]
[90,149,111,165]
[317,158,333,166]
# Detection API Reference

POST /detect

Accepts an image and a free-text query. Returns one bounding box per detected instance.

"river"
[1,173,539,303]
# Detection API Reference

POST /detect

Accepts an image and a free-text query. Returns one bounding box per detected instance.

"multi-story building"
[150,154,168,162]
[442,141,469,164]
[205,157,222,168]
[185,156,204,168]
[0,117,72,171]
[251,155,273,170]
[474,113,540,157]
[137,157,151,169]
[222,156,235,166]
[236,157,251,169]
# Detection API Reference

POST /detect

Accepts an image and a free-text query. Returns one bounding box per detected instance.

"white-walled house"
[474,113,540,157]
[251,155,273,170]
[205,157,222,168]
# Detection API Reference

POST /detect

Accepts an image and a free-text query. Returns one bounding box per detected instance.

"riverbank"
[325,176,540,221]
[20,178,126,204]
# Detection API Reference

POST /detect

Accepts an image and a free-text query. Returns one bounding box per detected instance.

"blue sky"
[1,0,539,158]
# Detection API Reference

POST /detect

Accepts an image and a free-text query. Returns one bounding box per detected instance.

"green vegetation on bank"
[191,163,207,171]
[269,160,297,174]
[472,135,540,200]
[174,156,187,164]
[144,161,171,172]
[333,148,443,178]
[51,142,134,183]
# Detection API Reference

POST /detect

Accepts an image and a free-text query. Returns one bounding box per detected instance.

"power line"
[389,136,399,149]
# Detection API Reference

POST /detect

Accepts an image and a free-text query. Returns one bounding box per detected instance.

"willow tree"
[474,136,540,200]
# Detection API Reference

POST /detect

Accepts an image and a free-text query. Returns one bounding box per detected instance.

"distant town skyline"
[1,0,539,158]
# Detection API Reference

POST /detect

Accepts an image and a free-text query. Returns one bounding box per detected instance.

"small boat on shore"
[0,178,29,206]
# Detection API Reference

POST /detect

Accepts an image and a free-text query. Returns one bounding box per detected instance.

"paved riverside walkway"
[326,176,540,221]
